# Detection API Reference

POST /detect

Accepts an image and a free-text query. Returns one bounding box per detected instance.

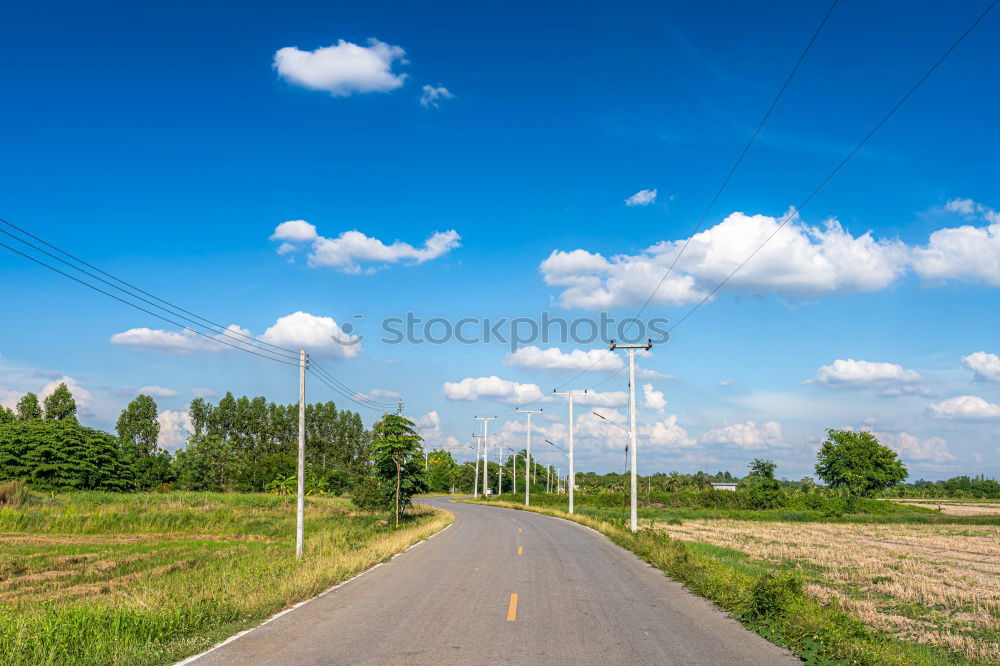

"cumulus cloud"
[541,211,908,309]
[271,220,318,243]
[928,395,1000,421]
[806,359,925,395]
[414,410,461,452]
[912,198,1000,286]
[273,38,407,97]
[112,313,359,358]
[443,376,547,405]
[640,415,695,448]
[574,390,628,408]
[259,311,360,358]
[962,352,1000,382]
[419,84,454,108]
[136,386,178,398]
[625,188,657,206]
[192,387,217,399]
[642,383,666,413]
[636,367,671,380]
[272,223,461,274]
[701,420,785,449]
[876,431,954,463]
[356,388,400,403]
[157,410,192,451]
[504,346,622,372]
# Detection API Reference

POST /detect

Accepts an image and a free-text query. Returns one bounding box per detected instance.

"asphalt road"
[188,498,796,665]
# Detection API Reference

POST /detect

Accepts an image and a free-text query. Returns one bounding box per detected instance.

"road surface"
[188,498,796,665]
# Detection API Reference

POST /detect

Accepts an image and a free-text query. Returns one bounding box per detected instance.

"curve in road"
[187,498,796,665]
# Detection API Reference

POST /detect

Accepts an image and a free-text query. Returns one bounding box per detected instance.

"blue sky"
[2,0,999,480]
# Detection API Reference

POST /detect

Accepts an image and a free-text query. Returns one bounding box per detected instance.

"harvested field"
[887,499,1000,516]
[657,519,1000,662]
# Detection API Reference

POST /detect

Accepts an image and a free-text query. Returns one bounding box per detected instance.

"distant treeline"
[0,386,372,493]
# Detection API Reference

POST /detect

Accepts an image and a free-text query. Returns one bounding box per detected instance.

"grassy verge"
[465,498,973,665]
[0,491,452,665]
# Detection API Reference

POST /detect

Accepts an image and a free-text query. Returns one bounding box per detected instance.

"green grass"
[468,498,977,665]
[0,491,452,665]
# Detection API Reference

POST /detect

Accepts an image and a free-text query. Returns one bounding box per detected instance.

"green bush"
[0,479,30,507]
[0,421,133,491]
[745,571,802,620]
[350,474,393,512]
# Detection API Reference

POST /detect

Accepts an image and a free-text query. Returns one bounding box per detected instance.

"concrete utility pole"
[553,389,586,514]
[296,350,308,560]
[610,338,653,533]
[515,408,542,506]
[474,416,496,496]
[497,444,503,495]
[468,441,480,499]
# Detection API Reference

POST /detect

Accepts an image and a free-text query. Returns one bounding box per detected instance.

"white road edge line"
[175,518,454,665]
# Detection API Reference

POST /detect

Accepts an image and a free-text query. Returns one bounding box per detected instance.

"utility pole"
[474,416,495,496]
[553,389,586,514]
[471,435,483,498]
[296,350,308,560]
[515,408,542,506]
[546,465,551,493]
[610,338,653,533]
[497,444,503,495]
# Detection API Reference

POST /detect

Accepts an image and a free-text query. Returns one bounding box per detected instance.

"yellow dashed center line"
[507,593,519,621]
[517,546,523,555]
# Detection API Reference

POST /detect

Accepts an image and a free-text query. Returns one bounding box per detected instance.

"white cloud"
[912,198,1000,286]
[928,395,1000,421]
[271,220,318,243]
[273,223,461,273]
[112,313,359,358]
[701,420,785,449]
[640,415,695,448]
[719,379,733,387]
[0,387,18,410]
[636,366,671,380]
[642,383,666,413]
[876,431,954,463]
[541,211,907,309]
[356,388,400,403]
[807,359,925,395]
[192,387,217,399]
[962,352,1000,382]
[414,410,461,452]
[575,390,628,407]
[625,188,657,206]
[259,311,360,359]
[136,386,178,398]
[443,376,547,405]
[504,346,622,372]
[157,410,192,451]
[273,38,407,97]
[419,84,454,108]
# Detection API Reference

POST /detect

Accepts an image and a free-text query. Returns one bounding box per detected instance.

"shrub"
[350,474,393,512]
[746,571,802,620]
[0,479,30,507]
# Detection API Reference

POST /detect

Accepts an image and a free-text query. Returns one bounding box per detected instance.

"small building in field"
[710,482,738,492]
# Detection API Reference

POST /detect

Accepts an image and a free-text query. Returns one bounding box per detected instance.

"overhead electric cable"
[668,0,998,333]
[0,240,299,366]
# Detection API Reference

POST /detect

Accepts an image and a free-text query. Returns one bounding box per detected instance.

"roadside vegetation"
[0,489,451,665]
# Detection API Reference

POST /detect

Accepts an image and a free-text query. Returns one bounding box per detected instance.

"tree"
[748,458,776,479]
[0,406,14,424]
[815,429,908,498]
[43,383,78,422]
[370,414,427,526]
[16,393,42,422]
[117,395,160,457]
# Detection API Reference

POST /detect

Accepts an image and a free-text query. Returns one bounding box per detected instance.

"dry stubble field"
[657,517,1000,662]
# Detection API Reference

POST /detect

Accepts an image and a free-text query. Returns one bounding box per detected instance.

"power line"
[0,216,298,355]
[306,367,389,412]
[308,360,397,408]
[0,239,299,367]
[635,0,839,320]
[668,0,998,333]
[0,222,299,362]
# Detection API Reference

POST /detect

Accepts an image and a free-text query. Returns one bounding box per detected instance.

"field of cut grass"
[659,519,1000,662]
[0,491,451,665]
